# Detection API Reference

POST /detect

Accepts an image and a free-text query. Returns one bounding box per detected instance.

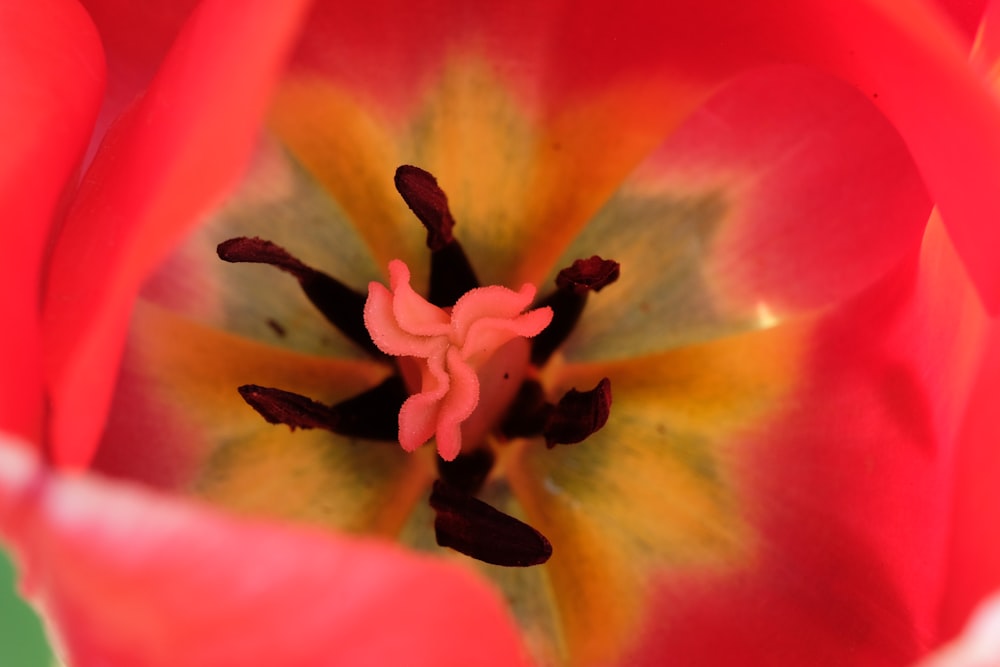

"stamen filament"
[238,376,407,441]
[217,237,380,357]
[531,256,620,365]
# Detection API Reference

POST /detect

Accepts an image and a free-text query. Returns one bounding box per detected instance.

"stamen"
[437,448,495,496]
[500,377,612,446]
[363,259,552,460]
[544,377,612,447]
[499,380,552,439]
[394,165,479,307]
[217,237,381,357]
[531,256,620,366]
[237,376,407,441]
[394,166,455,251]
[430,480,552,567]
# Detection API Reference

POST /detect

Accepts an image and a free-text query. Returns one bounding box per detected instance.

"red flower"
[2,0,1000,665]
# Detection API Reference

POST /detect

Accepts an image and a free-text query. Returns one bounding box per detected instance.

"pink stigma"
[364,259,553,460]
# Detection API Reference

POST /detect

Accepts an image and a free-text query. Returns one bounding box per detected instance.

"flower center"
[363,258,552,461]
[217,165,618,567]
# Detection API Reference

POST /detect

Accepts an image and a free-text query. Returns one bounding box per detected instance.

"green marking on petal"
[194,427,431,536]
[553,188,752,361]
[507,321,806,664]
[143,137,386,360]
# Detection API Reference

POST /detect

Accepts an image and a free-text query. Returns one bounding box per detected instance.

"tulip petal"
[0,436,531,667]
[143,137,386,361]
[936,324,1000,636]
[539,0,1000,312]
[916,591,1000,667]
[78,0,199,152]
[617,216,989,665]
[506,321,805,665]
[92,301,434,539]
[0,0,103,444]
[552,66,929,361]
[503,214,990,665]
[42,0,312,469]
[283,0,1000,310]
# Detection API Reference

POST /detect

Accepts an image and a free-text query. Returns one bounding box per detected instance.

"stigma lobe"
[363,259,552,460]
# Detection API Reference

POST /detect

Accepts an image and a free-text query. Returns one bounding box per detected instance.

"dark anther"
[555,256,621,295]
[544,377,612,447]
[437,448,495,496]
[394,165,455,251]
[237,376,407,441]
[394,165,478,308]
[500,380,553,439]
[430,480,552,567]
[531,257,620,366]
[217,237,381,357]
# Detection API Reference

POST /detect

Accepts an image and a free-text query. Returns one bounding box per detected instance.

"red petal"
[553,66,930,361]
[78,0,200,150]
[0,0,104,444]
[548,0,1000,312]
[626,216,991,665]
[41,0,311,469]
[932,0,989,44]
[292,0,1000,311]
[0,437,531,667]
[937,323,1000,638]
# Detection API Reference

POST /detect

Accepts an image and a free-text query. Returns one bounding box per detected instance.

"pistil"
[218,164,622,568]
[363,259,552,461]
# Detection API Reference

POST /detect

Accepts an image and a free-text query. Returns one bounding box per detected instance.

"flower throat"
[217,166,617,567]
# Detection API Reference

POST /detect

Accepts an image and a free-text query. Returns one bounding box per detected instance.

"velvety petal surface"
[93,301,430,539]
[282,0,1000,310]
[42,0,311,469]
[141,136,386,360]
[0,0,104,444]
[550,65,929,361]
[0,436,530,667]
[506,320,807,665]
[91,3,1000,666]
[616,217,989,666]
[78,0,200,156]
[937,323,1000,638]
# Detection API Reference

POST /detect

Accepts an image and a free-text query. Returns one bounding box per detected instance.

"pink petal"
[41,0,311,469]
[0,0,104,445]
[0,436,531,667]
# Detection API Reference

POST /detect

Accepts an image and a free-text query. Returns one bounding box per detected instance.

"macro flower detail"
[7,3,1000,666]
[217,165,614,568]
[363,257,552,461]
